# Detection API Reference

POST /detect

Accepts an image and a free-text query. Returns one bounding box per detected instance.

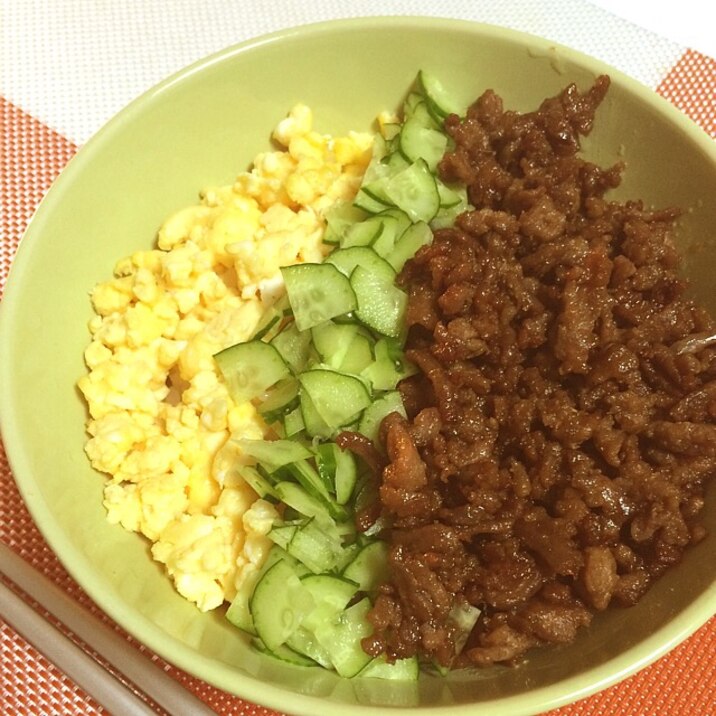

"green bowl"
[1,16,714,716]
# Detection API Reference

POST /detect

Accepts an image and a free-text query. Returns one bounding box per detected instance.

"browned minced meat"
[360,76,716,669]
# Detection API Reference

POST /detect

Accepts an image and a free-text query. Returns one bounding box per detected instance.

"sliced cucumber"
[402,91,426,118]
[350,266,407,339]
[325,246,396,284]
[214,340,290,403]
[287,518,344,573]
[315,442,338,493]
[258,378,300,423]
[384,158,440,223]
[226,572,261,635]
[311,321,368,371]
[281,263,357,331]
[334,445,358,505]
[226,546,292,635]
[358,655,419,680]
[341,217,383,248]
[313,597,374,678]
[240,465,279,501]
[404,98,440,130]
[274,481,332,521]
[437,180,466,209]
[370,218,401,260]
[270,321,312,374]
[250,559,315,651]
[337,332,374,375]
[285,626,333,668]
[300,574,359,632]
[386,220,432,272]
[399,116,448,171]
[377,208,413,238]
[342,541,390,593]
[250,638,318,667]
[250,295,291,341]
[361,337,415,391]
[449,602,481,654]
[283,406,305,437]
[358,391,406,444]
[318,442,360,505]
[324,201,368,245]
[299,389,333,438]
[353,187,392,214]
[299,369,372,431]
[268,522,299,550]
[234,438,312,473]
[286,459,335,508]
[382,150,411,173]
[418,70,464,119]
[315,442,358,505]
[430,199,469,230]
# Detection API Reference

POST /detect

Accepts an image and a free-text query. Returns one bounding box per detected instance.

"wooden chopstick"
[0,542,217,716]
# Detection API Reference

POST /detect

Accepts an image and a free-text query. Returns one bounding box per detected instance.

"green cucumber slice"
[214,340,290,403]
[257,378,300,423]
[268,522,298,550]
[299,389,333,438]
[315,443,358,505]
[251,638,318,667]
[281,263,357,331]
[383,159,440,223]
[334,449,358,505]
[286,459,335,507]
[250,559,315,651]
[273,481,333,521]
[250,295,291,341]
[361,337,415,391]
[386,220,432,272]
[299,369,372,430]
[226,546,295,635]
[270,321,312,374]
[311,321,365,370]
[300,574,359,633]
[376,208,412,237]
[325,247,396,284]
[313,597,374,678]
[359,656,419,680]
[283,406,305,437]
[324,201,367,245]
[353,187,392,214]
[350,266,407,338]
[358,656,419,680]
[287,518,344,573]
[285,627,333,668]
[358,391,407,444]
[399,116,448,171]
[234,438,313,473]
[437,180,466,209]
[418,70,464,118]
[342,541,390,593]
[341,216,383,248]
[240,465,279,501]
[336,332,374,375]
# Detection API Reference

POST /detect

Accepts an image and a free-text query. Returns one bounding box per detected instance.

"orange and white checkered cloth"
[1,2,714,714]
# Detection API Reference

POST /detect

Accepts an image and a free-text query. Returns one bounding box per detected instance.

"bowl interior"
[1,17,715,716]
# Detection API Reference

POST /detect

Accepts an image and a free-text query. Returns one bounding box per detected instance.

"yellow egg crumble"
[78,106,373,611]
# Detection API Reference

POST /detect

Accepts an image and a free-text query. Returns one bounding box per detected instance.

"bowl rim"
[1,14,715,716]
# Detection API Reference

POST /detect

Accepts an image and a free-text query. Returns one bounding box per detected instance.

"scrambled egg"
[78,106,373,611]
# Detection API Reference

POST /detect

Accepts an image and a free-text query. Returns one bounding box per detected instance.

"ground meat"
[362,76,716,669]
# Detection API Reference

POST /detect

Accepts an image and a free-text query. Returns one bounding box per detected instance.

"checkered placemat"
[1,2,715,714]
